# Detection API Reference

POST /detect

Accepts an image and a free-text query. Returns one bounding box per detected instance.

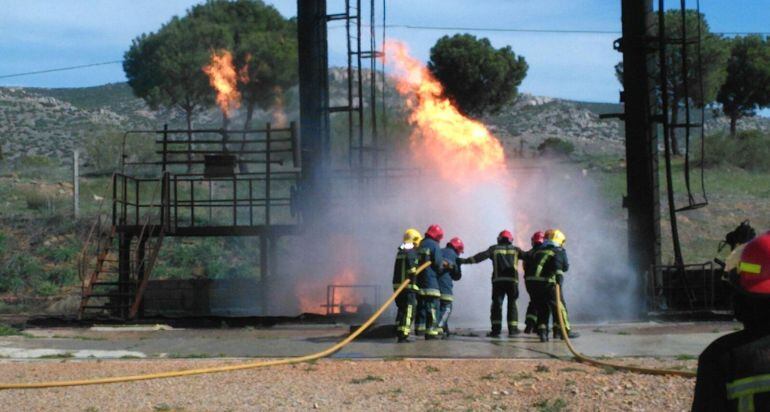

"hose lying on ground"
[0,263,696,389]
[0,263,431,390]
[555,283,696,378]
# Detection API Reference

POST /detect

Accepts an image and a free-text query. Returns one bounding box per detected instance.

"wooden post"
[73,150,80,219]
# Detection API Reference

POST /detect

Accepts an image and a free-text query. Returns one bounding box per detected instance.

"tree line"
[123,3,769,145]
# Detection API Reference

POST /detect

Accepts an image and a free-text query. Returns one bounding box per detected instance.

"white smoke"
[267,154,639,326]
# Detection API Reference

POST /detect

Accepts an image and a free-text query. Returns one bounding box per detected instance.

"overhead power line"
[0,60,123,80]
[331,23,770,36]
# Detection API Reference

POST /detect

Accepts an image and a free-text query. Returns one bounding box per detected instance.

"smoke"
[265,157,637,324]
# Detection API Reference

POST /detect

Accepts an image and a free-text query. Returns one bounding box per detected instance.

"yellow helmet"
[403,228,423,246]
[546,229,566,247]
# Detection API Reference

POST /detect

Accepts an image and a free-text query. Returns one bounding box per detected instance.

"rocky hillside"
[1,76,769,162]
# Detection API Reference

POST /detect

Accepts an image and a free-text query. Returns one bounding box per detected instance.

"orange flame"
[202,50,241,117]
[384,40,506,182]
[295,269,364,315]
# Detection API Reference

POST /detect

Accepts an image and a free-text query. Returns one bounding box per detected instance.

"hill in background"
[2,74,770,163]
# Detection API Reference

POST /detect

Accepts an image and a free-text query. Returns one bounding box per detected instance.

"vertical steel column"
[620,0,661,308]
[118,233,132,319]
[297,0,330,224]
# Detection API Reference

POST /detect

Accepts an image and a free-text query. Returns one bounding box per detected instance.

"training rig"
[78,124,301,319]
[78,0,726,320]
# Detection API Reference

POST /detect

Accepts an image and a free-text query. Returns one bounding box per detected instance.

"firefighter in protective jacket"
[415,224,444,340]
[459,230,522,337]
[393,228,422,343]
[525,229,578,342]
[523,231,545,334]
[438,237,464,338]
[692,231,770,412]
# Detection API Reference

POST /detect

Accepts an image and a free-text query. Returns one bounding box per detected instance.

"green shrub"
[699,130,770,172]
[40,243,79,263]
[538,137,575,157]
[0,254,43,293]
[34,281,60,296]
[21,188,68,213]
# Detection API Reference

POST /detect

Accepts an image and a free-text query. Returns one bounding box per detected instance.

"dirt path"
[0,357,695,411]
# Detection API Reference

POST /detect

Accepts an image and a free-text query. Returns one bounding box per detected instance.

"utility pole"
[73,149,80,219]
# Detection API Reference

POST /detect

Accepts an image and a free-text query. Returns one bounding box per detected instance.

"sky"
[1,0,769,104]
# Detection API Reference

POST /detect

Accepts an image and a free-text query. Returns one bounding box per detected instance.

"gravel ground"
[0,357,695,411]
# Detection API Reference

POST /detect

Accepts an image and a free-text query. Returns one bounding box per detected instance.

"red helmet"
[448,237,464,254]
[737,232,770,295]
[498,230,514,244]
[531,231,545,247]
[425,224,444,241]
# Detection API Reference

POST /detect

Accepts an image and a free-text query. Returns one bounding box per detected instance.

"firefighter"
[544,229,579,340]
[528,229,578,342]
[415,224,444,340]
[523,231,545,334]
[692,231,770,411]
[437,237,464,339]
[393,228,422,343]
[460,230,522,337]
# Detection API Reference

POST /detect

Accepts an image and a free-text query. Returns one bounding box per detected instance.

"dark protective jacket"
[692,327,770,411]
[521,244,543,279]
[392,246,420,292]
[416,237,443,297]
[466,243,521,283]
[523,242,568,284]
[438,247,462,300]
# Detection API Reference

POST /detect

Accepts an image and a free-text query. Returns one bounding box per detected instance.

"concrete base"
[2,321,737,360]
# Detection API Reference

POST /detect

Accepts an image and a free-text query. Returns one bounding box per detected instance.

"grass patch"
[0,324,25,336]
[39,352,75,359]
[438,387,462,395]
[534,398,567,412]
[425,365,440,373]
[480,373,497,381]
[617,331,629,335]
[559,367,585,373]
[167,353,211,359]
[350,375,385,384]
[535,364,550,373]
[510,372,534,381]
[601,366,618,375]
[675,354,696,361]
[119,355,142,359]
[379,388,403,396]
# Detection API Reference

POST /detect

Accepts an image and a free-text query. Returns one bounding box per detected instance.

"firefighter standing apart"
[460,230,522,337]
[393,228,422,343]
[693,231,770,411]
[437,237,464,339]
[415,224,445,340]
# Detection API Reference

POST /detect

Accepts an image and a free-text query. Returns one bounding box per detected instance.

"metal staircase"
[78,174,168,319]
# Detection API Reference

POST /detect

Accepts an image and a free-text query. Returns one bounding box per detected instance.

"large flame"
[202,50,241,117]
[384,40,506,182]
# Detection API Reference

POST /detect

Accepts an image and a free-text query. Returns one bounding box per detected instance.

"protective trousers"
[437,296,453,335]
[395,289,418,338]
[416,294,440,337]
[490,281,519,334]
[524,281,537,330]
[529,281,552,332]
[550,284,571,333]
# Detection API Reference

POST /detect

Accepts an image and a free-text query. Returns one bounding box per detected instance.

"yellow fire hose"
[555,284,696,378]
[0,262,432,390]
[0,263,695,390]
